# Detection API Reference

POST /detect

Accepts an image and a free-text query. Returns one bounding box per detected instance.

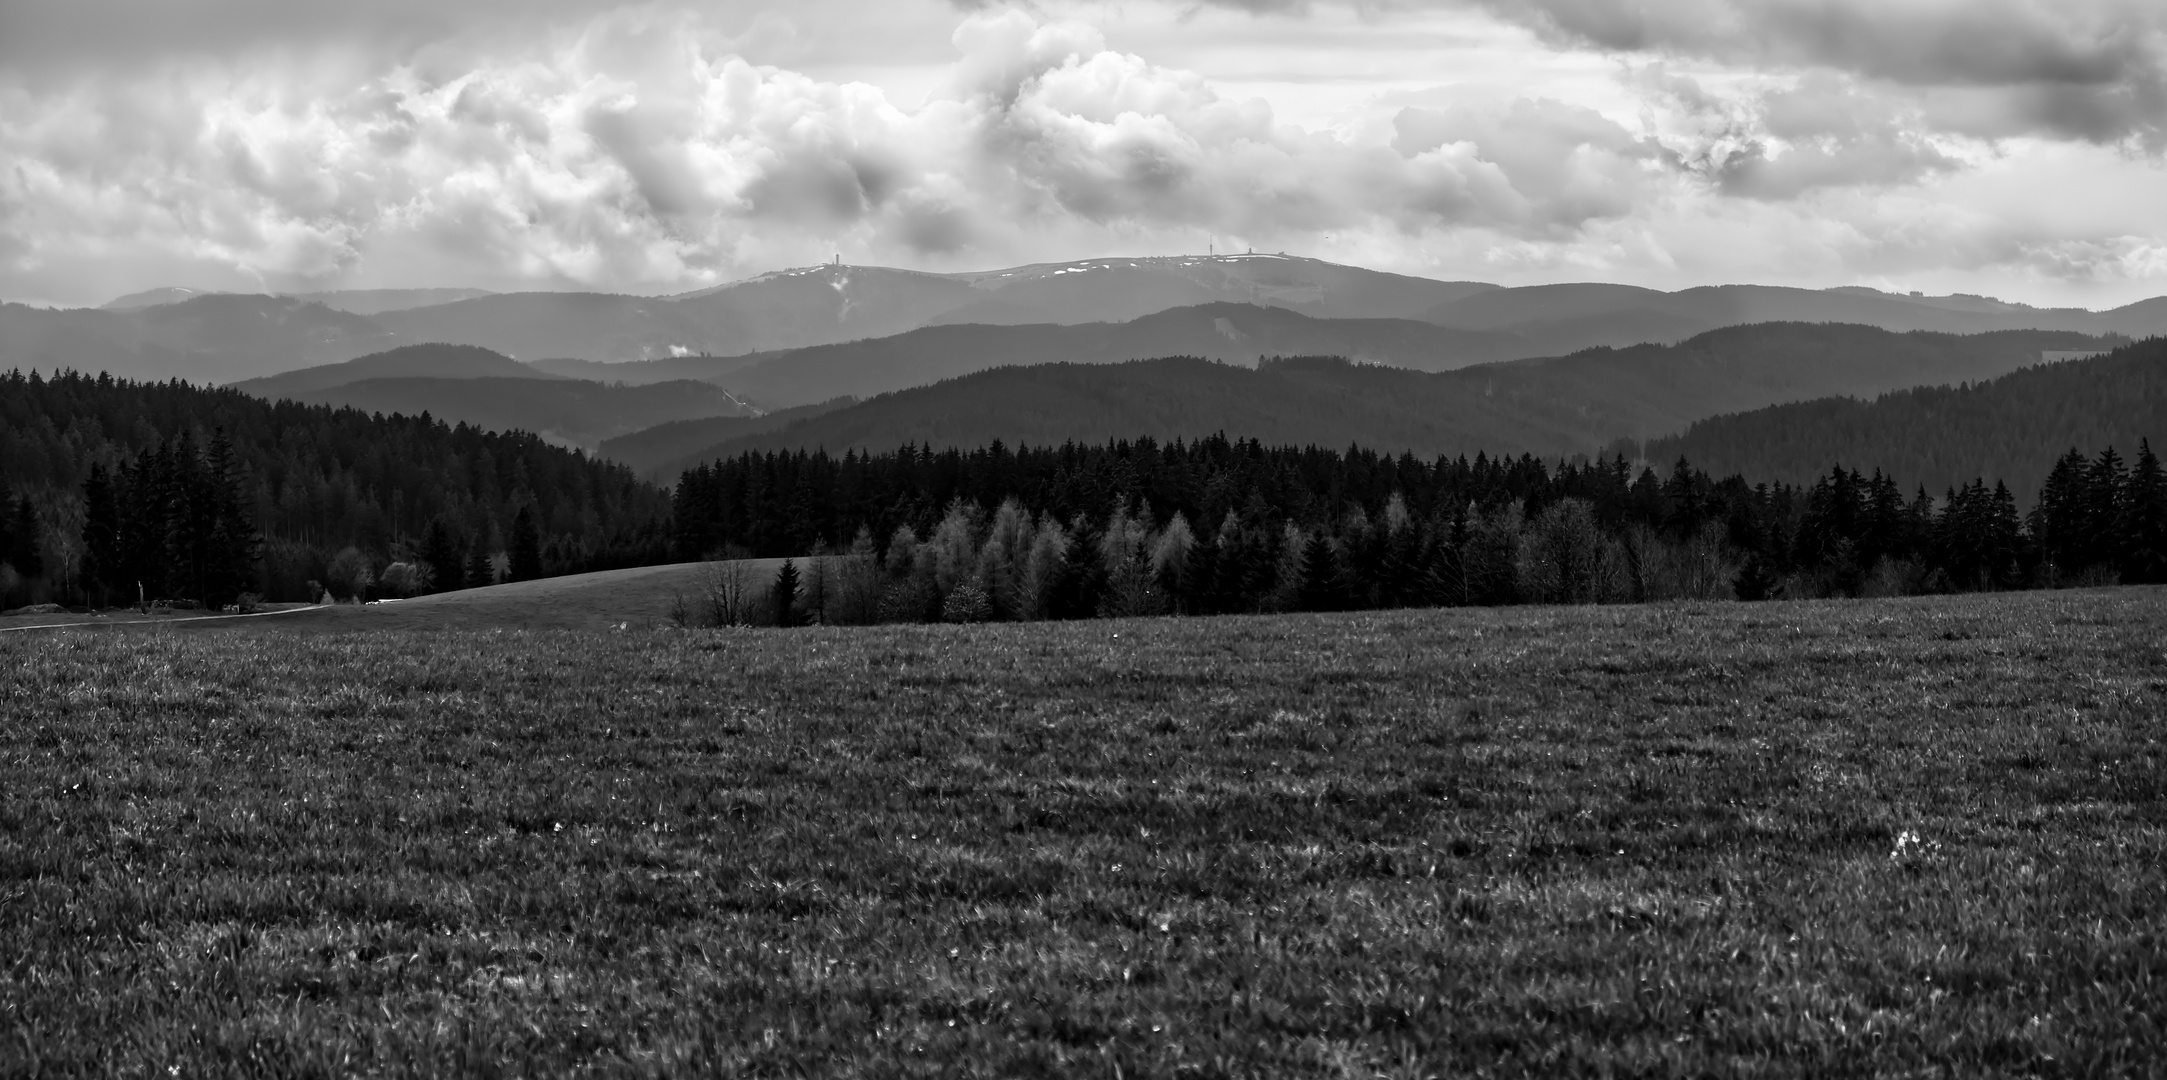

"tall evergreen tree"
[1297,530,1345,612]
[202,429,261,606]
[509,507,544,582]
[420,519,464,592]
[2029,448,2089,577]
[2123,439,2167,584]
[79,464,123,605]
[2080,447,2128,572]
[772,558,802,627]
[465,545,494,590]
[8,492,43,581]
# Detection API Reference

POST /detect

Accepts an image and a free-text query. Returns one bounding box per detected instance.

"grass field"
[0,561,790,635]
[260,560,794,633]
[2,589,2162,1076]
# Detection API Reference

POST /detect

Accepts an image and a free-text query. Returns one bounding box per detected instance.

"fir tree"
[509,507,544,582]
[2029,448,2089,577]
[8,493,43,581]
[420,519,464,592]
[2080,447,2127,572]
[465,545,494,589]
[772,558,802,627]
[1297,531,1344,612]
[80,464,123,605]
[2123,439,2167,584]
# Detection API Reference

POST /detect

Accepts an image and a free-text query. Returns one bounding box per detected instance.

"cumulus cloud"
[4,0,2167,308]
[0,6,1706,303]
[1633,69,1961,199]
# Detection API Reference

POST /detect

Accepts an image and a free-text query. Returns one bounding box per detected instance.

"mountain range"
[11,253,2167,387]
[230,344,758,450]
[628,323,2123,477]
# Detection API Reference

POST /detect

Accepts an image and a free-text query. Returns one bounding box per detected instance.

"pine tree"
[420,519,464,592]
[202,429,261,606]
[771,558,802,627]
[2080,447,2127,573]
[80,464,123,606]
[9,493,44,581]
[465,545,494,589]
[2123,439,2167,584]
[1661,457,1704,539]
[0,483,14,578]
[509,507,543,582]
[1297,531,1344,612]
[2029,448,2088,578]
[1988,481,2023,590]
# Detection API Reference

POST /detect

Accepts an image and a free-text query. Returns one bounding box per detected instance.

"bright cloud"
[2,0,2165,307]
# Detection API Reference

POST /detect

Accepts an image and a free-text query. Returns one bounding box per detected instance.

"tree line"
[0,369,672,609]
[671,434,2167,626]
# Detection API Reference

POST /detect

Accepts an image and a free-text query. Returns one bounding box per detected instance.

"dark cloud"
[1081,0,2167,145]
[1474,0,2151,87]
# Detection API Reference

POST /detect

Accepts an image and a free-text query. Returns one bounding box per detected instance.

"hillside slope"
[1,295,398,383]
[256,376,758,449]
[714,303,1529,408]
[1646,338,2167,504]
[599,399,857,479]
[677,324,2121,464]
[231,343,567,396]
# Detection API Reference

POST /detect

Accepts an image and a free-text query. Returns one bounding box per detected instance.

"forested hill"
[671,323,2119,467]
[1646,338,2167,506]
[0,370,672,607]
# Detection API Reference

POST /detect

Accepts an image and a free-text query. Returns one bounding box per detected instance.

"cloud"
[1082,0,2167,146]
[5,1,2167,308]
[1390,95,1664,231]
[1634,69,1961,199]
[0,6,1694,303]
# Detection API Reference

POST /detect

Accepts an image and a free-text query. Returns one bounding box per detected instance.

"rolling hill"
[527,350,783,386]
[597,399,857,479]
[102,286,494,315]
[231,343,568,397]
[665,323,2124,467]
[243,375,758,450]
[1645,339,2167,505]
[1416,282,2167,356]
[0,294,399,383]
[708,303,1530,408]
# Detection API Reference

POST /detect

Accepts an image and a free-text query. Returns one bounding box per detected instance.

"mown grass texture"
[2,589,2163,1077]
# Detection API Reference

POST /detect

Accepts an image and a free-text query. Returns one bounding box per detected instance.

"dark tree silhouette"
[772,558,802,627]
[420,519,465,592]
[509,508,543,583]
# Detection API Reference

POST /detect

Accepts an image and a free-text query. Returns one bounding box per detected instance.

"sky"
[3,0,2166,309]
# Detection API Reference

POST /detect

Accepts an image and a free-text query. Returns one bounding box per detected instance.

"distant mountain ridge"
[231,343,566,397]
[18,254,2167,388]
[703,303,1533,408]
[230,343,757,450]
[661,322,2122,469]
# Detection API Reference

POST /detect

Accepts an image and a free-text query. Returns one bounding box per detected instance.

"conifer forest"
[671,434,2167,625]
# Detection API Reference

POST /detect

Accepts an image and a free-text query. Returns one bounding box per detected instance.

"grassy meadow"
[1,589,2163,1076]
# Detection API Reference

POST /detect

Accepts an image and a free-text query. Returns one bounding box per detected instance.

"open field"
[2,589,2162,1075]
[0,562,793,635]
[257,561,794,632]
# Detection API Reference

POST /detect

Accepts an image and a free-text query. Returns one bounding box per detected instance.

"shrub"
[941,581,994,623]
